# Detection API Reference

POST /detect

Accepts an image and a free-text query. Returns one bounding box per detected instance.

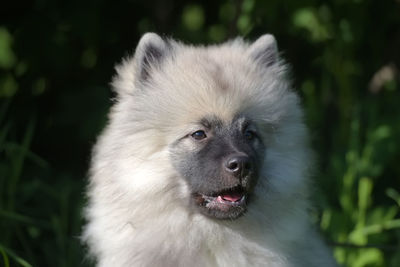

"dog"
[82,33,337,267]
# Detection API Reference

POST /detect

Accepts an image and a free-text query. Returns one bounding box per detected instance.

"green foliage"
[0,27,17,69]
[1,0,399,266]
[182,5,205,31]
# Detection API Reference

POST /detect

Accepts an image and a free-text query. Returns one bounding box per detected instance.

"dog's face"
[109,33,309,223]
[169,115,265,219]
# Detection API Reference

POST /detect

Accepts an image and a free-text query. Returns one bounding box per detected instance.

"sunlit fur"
[82,33,337,267]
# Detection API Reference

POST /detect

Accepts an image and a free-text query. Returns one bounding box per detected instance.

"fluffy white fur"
[83,33,337,267]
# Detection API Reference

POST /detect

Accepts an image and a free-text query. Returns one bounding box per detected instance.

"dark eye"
[191,130,207,140]
[244,130,255,141]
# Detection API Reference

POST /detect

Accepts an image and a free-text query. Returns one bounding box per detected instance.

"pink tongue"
[221,193,243,202]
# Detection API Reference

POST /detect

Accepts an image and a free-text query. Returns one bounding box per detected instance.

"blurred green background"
[1,0,399,266]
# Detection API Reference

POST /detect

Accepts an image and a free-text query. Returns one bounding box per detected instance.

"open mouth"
[193,186,248,219]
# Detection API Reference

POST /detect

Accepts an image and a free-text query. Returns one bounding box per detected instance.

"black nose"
[224,155,252,177]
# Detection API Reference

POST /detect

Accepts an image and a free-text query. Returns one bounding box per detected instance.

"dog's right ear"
[134,33,170,83]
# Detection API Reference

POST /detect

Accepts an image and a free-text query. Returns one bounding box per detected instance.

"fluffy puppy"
[83,33,337,267]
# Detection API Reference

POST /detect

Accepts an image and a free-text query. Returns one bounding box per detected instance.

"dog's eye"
[191,130,207,140]
[244,130,255,141]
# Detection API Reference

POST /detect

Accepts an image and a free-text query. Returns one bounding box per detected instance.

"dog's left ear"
[134,32,170,83]
[248,34,279,67]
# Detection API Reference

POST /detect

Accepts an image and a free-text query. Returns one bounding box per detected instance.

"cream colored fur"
[82,33,337,267]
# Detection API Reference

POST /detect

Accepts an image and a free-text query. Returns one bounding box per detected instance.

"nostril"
[227,160,239,171]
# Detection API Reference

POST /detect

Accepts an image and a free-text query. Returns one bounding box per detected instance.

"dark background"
[1,0,399,266]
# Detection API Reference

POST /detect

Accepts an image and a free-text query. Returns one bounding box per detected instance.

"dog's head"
[108,33,311,220]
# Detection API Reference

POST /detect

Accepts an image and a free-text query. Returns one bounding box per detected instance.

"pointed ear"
[134,33,169,82]
[248,34,279,67]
